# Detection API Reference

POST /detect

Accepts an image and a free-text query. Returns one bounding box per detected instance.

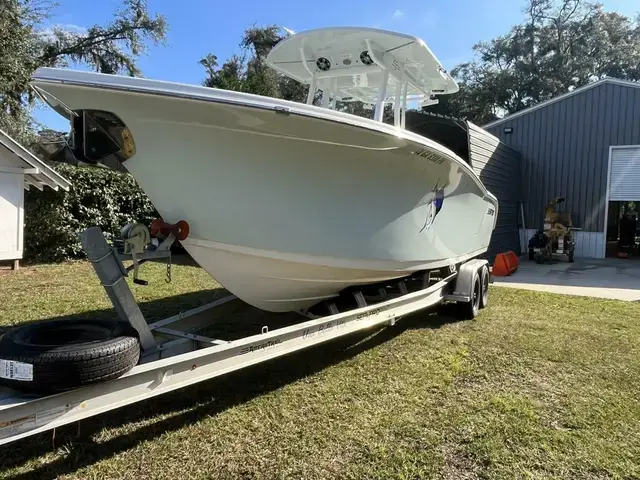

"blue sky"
[34,0,638,130]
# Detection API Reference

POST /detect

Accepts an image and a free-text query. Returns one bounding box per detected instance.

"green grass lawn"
[1,260,639,479]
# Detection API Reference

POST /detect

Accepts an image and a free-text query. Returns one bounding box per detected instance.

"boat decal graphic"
[413,148,446,165]
[420,180,447,233]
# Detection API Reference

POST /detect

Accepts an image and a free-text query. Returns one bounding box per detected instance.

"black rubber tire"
[458,274,481,320]
[479,265,489,309]
[528,248,535,261]
[0,319,140,394]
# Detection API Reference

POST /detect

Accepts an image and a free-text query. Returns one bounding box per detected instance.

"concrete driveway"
[493,258,640,302]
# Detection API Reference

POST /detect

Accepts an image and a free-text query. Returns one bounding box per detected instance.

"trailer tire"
[479,265,489,309]
[458,273,481,320]
[0,319,140,394]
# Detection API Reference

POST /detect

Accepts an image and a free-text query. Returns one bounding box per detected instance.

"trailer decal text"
[301,319,347,340]
[240,339,283,355]
[356,308,381,320]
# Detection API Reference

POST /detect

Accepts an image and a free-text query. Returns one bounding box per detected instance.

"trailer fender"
[443,259,489,319]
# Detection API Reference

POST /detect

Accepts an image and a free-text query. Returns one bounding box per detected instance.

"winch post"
[80,227,156,352]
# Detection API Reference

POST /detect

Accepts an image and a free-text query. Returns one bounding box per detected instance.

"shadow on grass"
[0,288,230,335]
[1,297,466,480]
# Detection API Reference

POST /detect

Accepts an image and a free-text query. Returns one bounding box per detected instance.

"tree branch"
[40,26,137,62]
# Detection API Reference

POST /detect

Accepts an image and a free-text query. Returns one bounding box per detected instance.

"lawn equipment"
[528,197,580,263]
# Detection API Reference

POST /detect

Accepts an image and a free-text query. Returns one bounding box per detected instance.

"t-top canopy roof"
[265,26,458,106]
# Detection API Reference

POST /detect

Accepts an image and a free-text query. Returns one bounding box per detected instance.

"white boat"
[30,26,498,313]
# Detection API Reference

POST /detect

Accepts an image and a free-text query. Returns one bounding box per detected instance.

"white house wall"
[0,173,24,261]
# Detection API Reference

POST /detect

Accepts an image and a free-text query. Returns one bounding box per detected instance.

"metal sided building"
[402,111,523,260]
[485,78,640,259]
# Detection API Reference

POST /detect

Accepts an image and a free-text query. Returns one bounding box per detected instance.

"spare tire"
[0,318,140,394]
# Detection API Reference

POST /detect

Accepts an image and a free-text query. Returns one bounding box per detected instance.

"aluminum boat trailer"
[0,226,491,447]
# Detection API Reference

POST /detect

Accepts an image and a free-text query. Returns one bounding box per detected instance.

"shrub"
[24,163,158,263]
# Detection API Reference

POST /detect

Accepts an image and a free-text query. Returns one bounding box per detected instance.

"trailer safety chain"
[166,256,172,283]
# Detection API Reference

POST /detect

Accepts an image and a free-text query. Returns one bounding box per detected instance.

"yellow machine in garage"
[528,197,581,263]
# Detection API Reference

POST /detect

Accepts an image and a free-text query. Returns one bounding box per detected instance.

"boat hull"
[181,237,489,312]
[31,73,498,312]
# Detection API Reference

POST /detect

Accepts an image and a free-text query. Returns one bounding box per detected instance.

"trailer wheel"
[458,273,481,320]
[479,265,489,309]
[0,319,140,394]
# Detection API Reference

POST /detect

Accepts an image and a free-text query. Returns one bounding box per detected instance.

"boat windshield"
[31,85,78,122]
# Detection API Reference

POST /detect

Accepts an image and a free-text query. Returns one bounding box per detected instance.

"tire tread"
[0,320,140,394]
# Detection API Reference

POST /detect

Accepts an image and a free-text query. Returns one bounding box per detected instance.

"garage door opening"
[606,146,640,258]
[606,201,639,258]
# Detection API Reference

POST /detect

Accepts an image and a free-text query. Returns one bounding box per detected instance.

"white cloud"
[38,23,88,41]
[393,9,404,18]
[60,23,87,34]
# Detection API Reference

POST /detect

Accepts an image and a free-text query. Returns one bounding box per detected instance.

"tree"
[0,0,43,142]
[241,25,285,98]
[0,0,167,144]
[200,25,309,103]
[421,84,497,124]
[199,54,246,91]
[436,0,640,124]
